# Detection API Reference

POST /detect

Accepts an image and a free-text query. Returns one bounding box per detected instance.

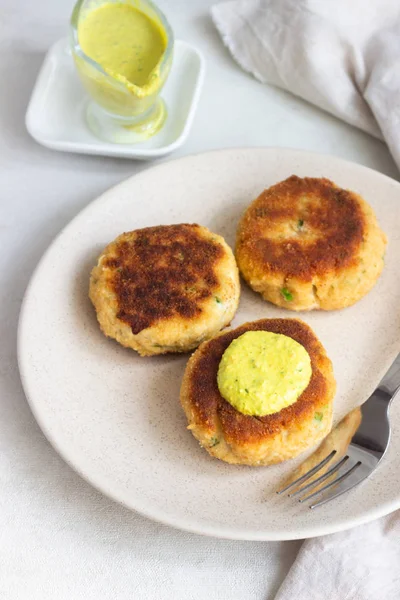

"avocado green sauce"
[217,331,312,416]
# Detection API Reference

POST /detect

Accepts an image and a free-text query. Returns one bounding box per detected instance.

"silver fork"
[277,354,400,509]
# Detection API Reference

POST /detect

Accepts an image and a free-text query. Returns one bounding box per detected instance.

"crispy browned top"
[237,176,366,281]
[187,319,330,445]
[103,224,225,334]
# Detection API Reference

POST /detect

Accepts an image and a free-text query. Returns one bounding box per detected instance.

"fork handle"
[380,354,400,396]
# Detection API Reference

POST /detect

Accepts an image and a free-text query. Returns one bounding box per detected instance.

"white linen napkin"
[274,512,400,600]
[212,0,400,170]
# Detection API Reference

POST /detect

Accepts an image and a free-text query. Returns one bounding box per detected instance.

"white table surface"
[1,1,398,598]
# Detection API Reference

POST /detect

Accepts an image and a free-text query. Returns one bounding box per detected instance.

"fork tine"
[289,455,349,498]
[299,461,362,504]
[310,465,366,508]
[276,450,337,495]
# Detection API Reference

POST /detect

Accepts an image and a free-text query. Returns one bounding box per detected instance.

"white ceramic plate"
[25,39,205,160]
[18,148,400,541]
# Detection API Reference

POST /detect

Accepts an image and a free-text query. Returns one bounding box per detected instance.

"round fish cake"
[89,224,240,356]
[180,318,335,466]
[236,176,387,310]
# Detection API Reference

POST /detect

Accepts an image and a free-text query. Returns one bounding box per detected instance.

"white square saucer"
[25,38,205,160]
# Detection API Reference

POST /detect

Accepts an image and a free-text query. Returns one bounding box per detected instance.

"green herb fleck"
[245,388,249,393]
[314,412,323,422]
[298,219,304,228]
[215,297,222,304]
[281,287,293,302]
[209,437,220,448]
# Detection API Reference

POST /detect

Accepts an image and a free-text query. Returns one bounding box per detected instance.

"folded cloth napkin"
[274,511,400,600]
[212,0,400,169]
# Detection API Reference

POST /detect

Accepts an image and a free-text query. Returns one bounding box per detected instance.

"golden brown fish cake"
[90,224,240,356]
[236,176,387,310]
[180,318,335,466]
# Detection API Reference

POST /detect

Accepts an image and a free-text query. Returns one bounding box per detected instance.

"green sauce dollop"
[217,331,312,416]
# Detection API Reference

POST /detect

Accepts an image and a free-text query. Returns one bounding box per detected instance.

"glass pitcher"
[70,0,174,143]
